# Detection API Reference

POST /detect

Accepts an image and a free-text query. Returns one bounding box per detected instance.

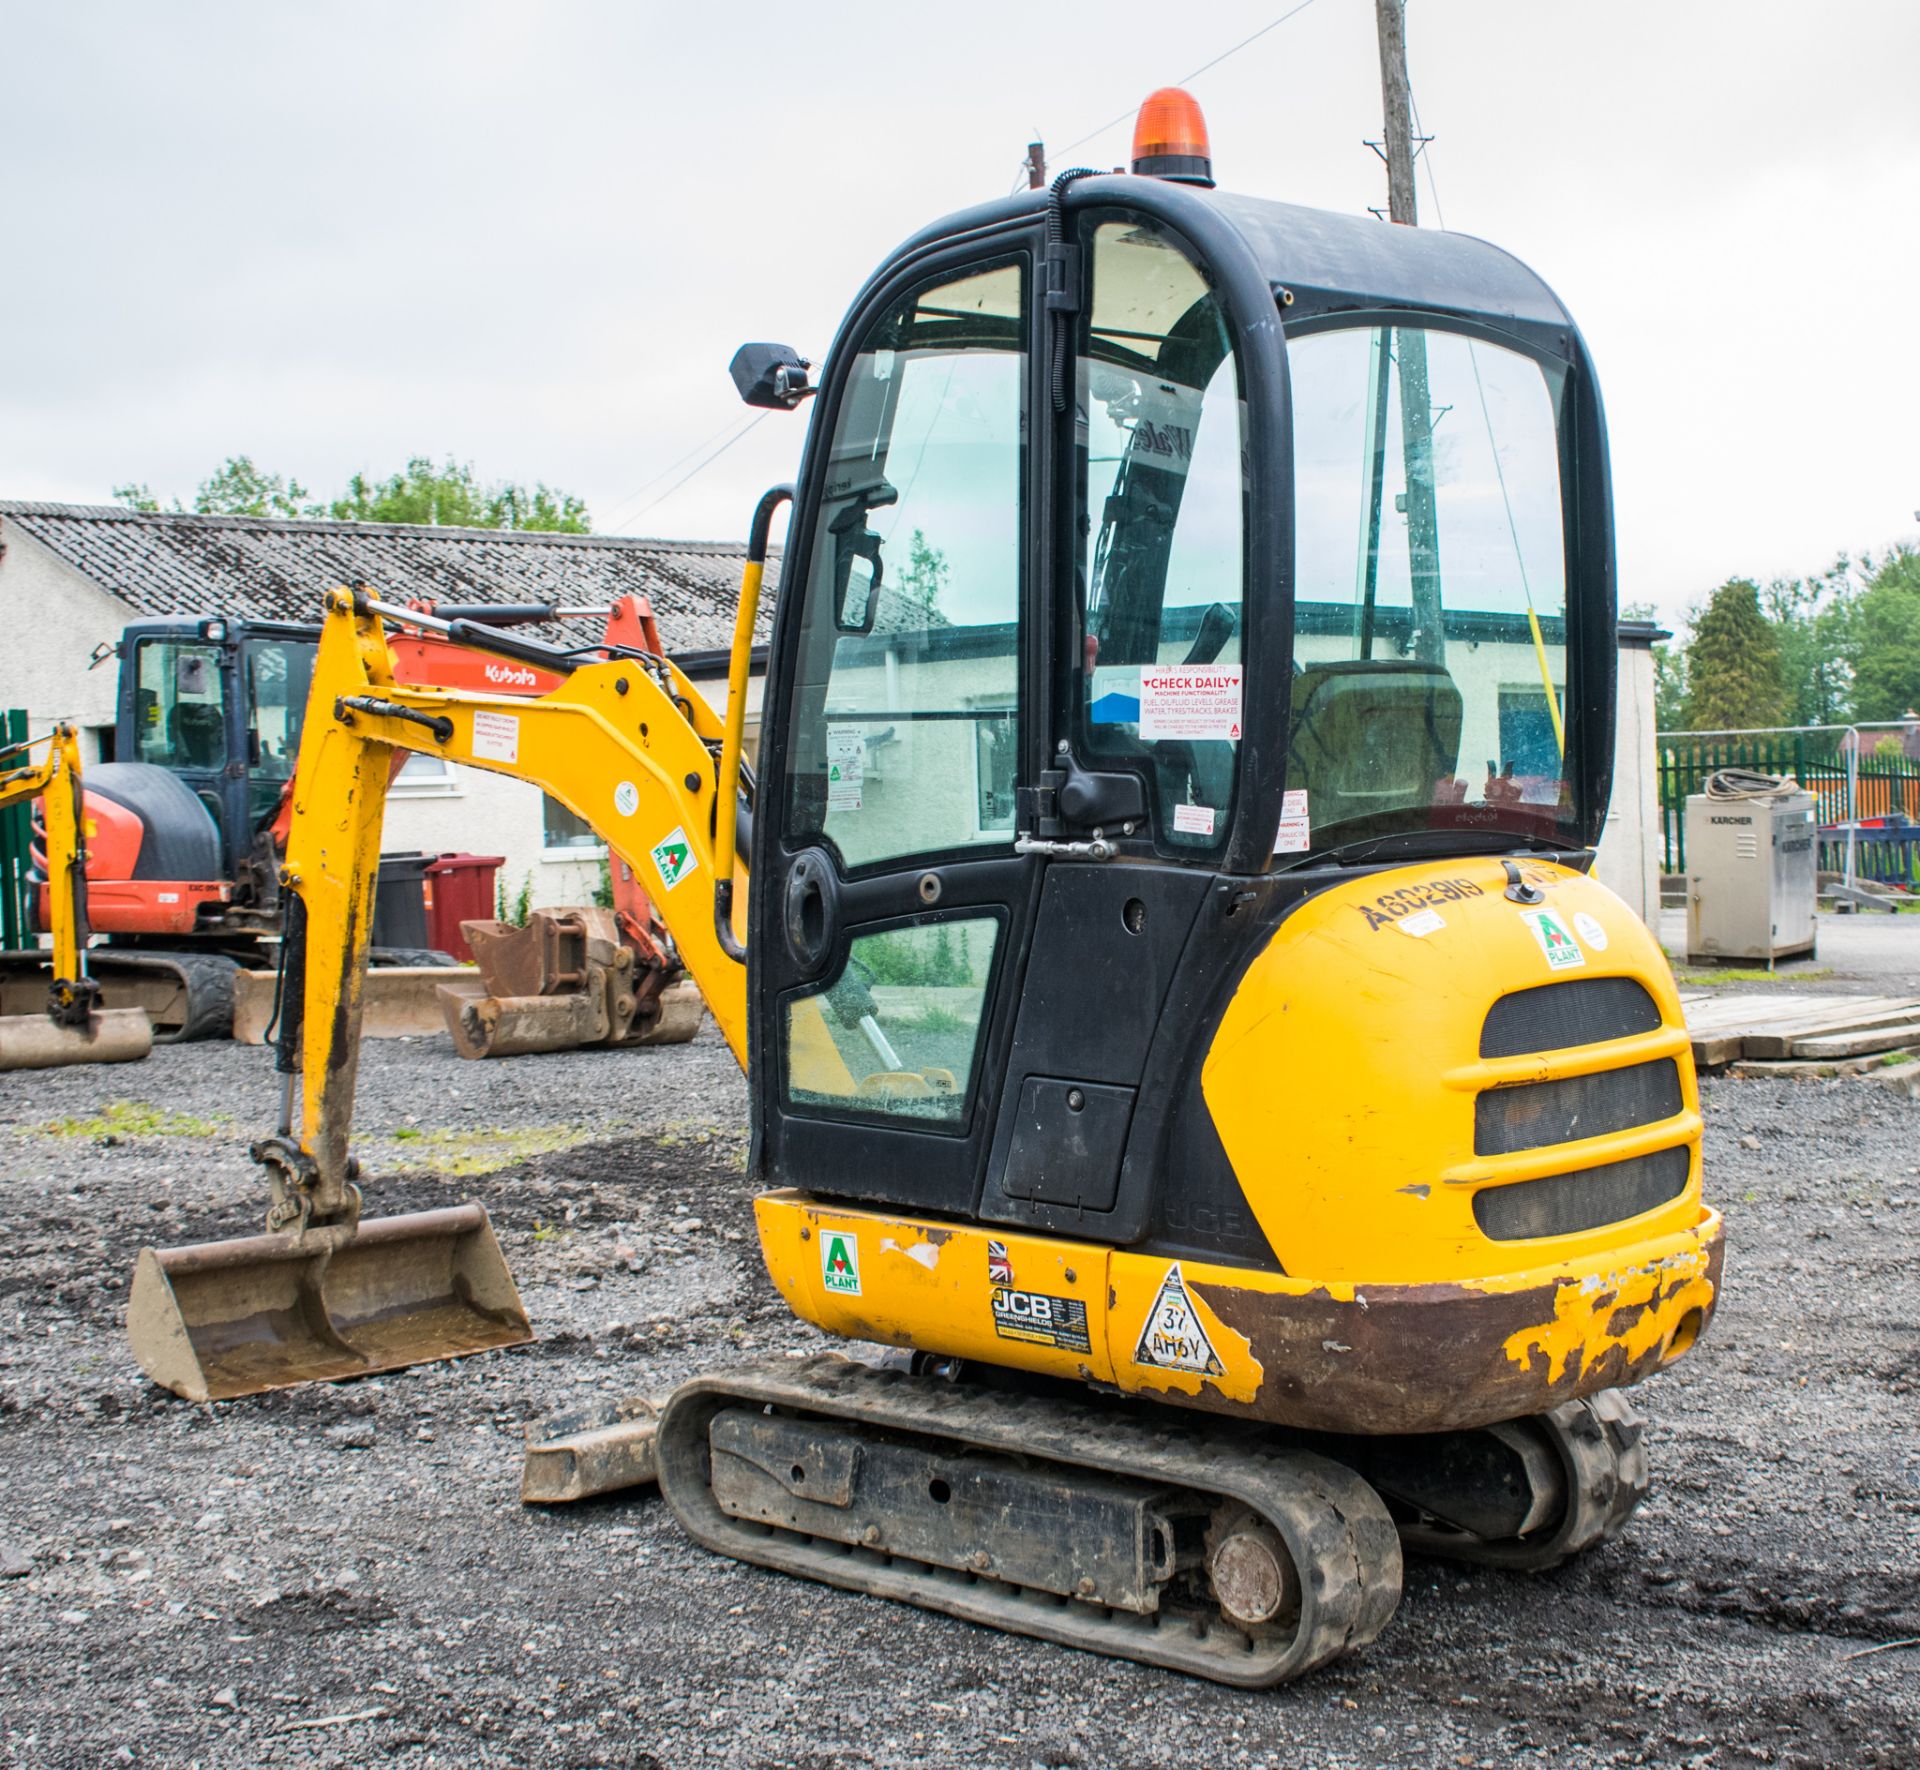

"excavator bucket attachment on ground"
[437,907,702,1058]
[126,1203,531,1402]
[0,1005,151,1070]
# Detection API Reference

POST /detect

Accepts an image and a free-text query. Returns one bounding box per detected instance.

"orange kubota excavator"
[129,90,1722,1687]
[3,596,699,1049]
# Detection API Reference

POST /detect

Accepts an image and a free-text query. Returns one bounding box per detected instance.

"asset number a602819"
[1353,877,1483,932]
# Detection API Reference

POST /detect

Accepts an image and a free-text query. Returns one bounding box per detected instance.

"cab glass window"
[1286,325,1570,853]
[783,259,1026,870]
[784,915,1001,1127]
[243,639,313,783]
[1076,217,1245,852]
[134,640,226,770]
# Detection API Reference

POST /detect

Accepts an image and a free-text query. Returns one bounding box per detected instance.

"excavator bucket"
[437,907,703,1059]
[126,1203,531,1402]
[0,1005,151,1071]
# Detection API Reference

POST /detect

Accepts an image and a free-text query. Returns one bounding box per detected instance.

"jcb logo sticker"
[820,1232,860,1296]
[991,1287,1091,1353]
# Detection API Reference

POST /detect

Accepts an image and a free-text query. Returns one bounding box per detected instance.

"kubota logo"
[484,662,539,687]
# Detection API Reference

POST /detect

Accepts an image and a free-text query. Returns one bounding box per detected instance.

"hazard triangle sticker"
[1134,1263,1223,1376]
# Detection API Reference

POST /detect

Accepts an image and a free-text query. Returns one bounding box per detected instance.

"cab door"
[751,242,1044,1215]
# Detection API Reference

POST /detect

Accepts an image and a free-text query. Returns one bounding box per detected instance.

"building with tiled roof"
[0,501,780,907]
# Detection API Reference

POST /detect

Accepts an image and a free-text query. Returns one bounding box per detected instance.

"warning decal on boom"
[1134,1263,1224,1376]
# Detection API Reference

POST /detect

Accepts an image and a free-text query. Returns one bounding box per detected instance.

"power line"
[1053,0,1326,160]
[598,413,762,533]
[622,413,770,529]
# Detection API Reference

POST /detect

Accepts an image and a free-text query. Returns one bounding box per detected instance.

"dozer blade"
[126,1203,531,1402]
[0,1006,152,1071]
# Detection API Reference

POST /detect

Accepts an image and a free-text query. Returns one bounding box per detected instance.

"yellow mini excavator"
[129,92,1722,1684]
[0,724,153,1070]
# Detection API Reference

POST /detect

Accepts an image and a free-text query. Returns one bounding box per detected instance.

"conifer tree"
[1683,578,1788,731]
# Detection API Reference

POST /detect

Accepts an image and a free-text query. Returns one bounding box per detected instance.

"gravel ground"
[3,1020,1918,1769]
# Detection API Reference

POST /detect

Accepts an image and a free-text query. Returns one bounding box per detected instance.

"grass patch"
[373,1124,592,1177]
[39,1099,230,1139]
[1673,965,1833,986]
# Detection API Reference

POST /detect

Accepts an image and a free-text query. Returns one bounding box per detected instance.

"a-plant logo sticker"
[650,826,697,891]
[1518,906,1586,971]
[820,1231,861,1296]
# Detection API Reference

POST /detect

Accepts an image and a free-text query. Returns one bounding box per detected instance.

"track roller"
[656,1357,1402,1687]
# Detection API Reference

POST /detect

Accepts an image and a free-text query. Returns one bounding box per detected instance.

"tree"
[1762,558,1856,727]
[1683,578,1788,732]
[110,455,591,532]
[328,456,589,532]
[193,454,315,519]
[1846,546,1920,722]
[894,528,949,611]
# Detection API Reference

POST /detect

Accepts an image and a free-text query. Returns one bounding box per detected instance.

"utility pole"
[1372,0,1443,665]
[1024,140,1047,190]
[1373,0,1419,225]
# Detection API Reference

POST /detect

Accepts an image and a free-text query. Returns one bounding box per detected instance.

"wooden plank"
[1680,993,1832,1033]
[1729,1053,1894,1079]
[1788,1019,1920,1061]
[1692,1032,1751,1071]
[1742,1000,1920,1059]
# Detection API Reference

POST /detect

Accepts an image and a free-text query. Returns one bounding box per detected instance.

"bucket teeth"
[126,1203,531,1402]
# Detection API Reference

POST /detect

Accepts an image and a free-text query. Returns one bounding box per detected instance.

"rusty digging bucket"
[0,1006,152,1071]
[437,908,705,1059]
[126,1204,532,1402]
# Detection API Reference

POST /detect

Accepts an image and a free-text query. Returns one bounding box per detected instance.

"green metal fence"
[1657,726,1920,873]
[0,709,33,947]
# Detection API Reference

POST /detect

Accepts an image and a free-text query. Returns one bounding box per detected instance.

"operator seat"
[1286,659,1463,832]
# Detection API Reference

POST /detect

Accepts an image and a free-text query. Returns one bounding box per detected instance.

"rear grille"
[1480,977,1662,1058]
[1473,1146,1691,1241]
[1475,1060,1683,1156]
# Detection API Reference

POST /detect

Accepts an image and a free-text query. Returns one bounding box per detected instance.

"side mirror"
[729,342,814,410]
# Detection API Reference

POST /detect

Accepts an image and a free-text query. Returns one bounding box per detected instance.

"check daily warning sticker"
[1139,666,1242,742]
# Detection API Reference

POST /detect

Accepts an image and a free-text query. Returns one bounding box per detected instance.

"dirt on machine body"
[123,87,1723,1688]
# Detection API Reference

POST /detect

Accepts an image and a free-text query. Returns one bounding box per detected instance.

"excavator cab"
[746,168,1622,1246]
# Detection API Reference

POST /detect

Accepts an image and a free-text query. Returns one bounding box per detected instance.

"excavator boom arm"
[273,588,749,1224]
[0,724,90,989]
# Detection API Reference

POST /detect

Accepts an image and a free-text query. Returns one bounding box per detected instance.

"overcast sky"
[3,1,1915,629]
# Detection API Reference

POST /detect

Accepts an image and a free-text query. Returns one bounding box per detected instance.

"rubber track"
[87,950,238,1043]
[1397,1389,1651,1571]
[656,1357,1403,1687]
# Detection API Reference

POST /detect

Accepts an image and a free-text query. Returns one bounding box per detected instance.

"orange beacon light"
[1131,87,1214,186]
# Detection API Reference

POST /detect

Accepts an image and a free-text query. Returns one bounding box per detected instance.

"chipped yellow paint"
[757,1192,1114,1383]
[1499,1217,1721,1384]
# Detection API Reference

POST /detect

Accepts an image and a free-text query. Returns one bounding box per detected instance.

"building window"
[390,752,460,797]
[542,794,605,854]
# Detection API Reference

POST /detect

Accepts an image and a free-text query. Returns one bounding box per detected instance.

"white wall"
[0,528,130,756]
